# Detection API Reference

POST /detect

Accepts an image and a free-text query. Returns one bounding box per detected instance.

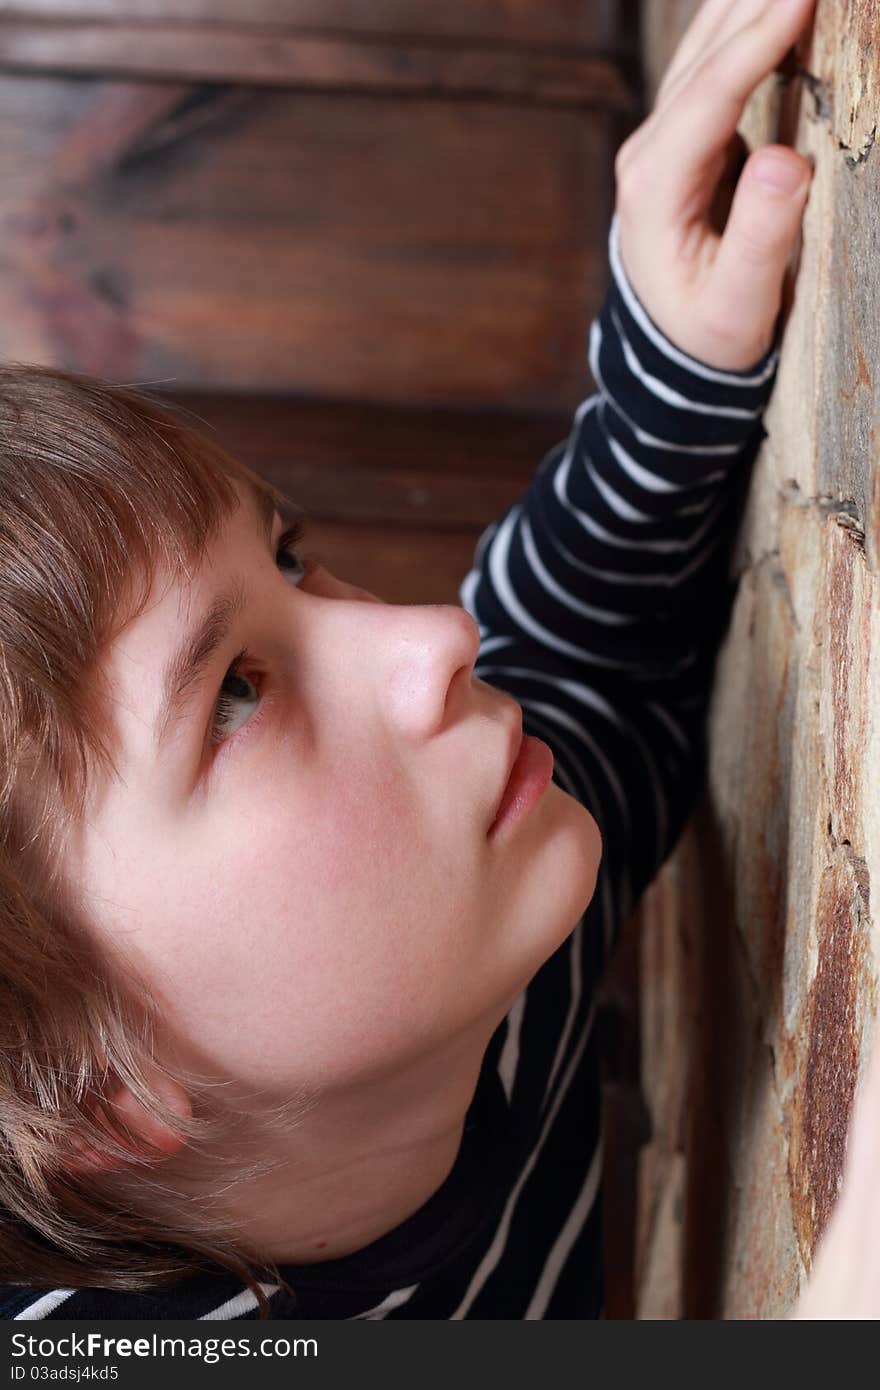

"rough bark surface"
[636,0,880,1319]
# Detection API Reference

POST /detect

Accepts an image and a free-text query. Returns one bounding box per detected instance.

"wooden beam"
[157,390,569,528]
[0,19,639,111]
[0,2,637,55]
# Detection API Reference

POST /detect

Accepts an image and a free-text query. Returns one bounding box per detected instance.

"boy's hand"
[614,0,815,370]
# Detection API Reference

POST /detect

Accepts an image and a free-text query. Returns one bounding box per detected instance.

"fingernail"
[751,150,809,195]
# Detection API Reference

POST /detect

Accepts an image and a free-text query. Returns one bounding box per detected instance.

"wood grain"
[0,21,638,111]
[295,518,482,606]
[158,390,568,527]
[0,1,639,52]
[635,0,880,1321]
[0,76,614,407]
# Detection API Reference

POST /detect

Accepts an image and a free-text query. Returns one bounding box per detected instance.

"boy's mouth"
[487,732,554,839]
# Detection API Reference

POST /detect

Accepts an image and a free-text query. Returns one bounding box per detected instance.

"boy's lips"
[487,728,554,839]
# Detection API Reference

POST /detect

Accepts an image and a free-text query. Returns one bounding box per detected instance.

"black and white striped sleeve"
[459,214,779,931]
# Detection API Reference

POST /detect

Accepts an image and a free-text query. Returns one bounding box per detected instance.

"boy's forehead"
[110,482,276,640]
[109,489,269,664]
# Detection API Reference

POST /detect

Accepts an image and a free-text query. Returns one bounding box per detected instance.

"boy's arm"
[460,0,815,929]
[460,228,777,925]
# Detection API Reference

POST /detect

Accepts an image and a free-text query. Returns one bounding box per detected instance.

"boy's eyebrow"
[153,491,277,752]
[154,581,247,752]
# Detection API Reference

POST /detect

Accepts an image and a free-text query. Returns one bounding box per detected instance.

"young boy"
[2,0,871,1320]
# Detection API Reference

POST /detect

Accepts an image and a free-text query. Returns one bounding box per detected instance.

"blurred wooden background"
[0,0,640,602]
[0,0,645,1314]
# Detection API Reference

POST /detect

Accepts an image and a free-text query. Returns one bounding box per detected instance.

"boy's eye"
[208,522,309,747]
[276,521,308,585]
[210,660,260,745]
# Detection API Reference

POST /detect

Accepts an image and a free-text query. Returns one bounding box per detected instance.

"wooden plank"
[0,77,613,409]
[294,518,482,606]
[0,20,638,111]
[158,390,568,527]
[0,2,639,53]
[635,0,880,1324]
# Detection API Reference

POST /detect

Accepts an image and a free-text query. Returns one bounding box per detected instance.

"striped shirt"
[1,217,777,1322]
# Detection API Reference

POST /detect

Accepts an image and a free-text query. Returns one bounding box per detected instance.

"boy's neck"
[243,1116,468,1265]
[215,1017,496,1267]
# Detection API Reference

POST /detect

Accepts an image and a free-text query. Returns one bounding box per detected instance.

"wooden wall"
[635,0,880,1319]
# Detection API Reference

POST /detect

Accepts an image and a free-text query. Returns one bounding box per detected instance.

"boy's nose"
[321,582,481,744]
[301,567,482,743]
[374,602,482,744]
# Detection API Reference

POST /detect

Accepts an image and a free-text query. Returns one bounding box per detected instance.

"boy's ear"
[67,1069,192,1174]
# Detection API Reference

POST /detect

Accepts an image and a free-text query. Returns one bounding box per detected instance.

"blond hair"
[0,363,309,1316]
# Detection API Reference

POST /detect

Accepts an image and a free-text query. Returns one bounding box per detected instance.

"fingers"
[613,0,815,370]
[703,144,812,351]
[656,0,774,113]
[656,0,761,109]
[654,0,729,104]
[629,0,800,176]
[619,0,739,171]
[633,0,815,224]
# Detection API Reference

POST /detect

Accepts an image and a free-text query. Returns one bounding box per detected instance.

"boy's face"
[70,484,601,1097]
